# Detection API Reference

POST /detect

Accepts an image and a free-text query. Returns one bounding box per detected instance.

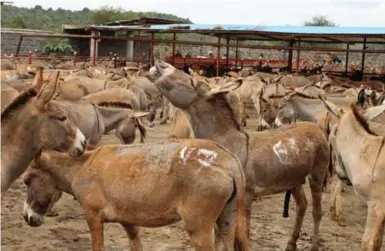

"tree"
[304,15,336,26]
[8,16,27,28]
[89,6,126,25]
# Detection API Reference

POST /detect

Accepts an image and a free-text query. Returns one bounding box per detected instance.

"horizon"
[7,0,385,27]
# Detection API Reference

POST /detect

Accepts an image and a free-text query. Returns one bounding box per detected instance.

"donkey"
[23,139,249,251]
[274,92,357,127]
[319,96,385,223]
[169,108,194,139]
[1,70,86,197]
[80,87,156,130]
[320,99,385,251]
[150,60,330,251]
[1,87,20,112]
[50,100,148,146]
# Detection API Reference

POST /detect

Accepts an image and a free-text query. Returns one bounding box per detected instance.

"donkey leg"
[309,174,326,251]
[186,227,215,251]
[160,97,169,124]
[121,224,143,251]
[244,192,254,238]
[286,185,307,251]
[85,212,104,251]
[214,194,237,251]
[361,201,385,251]
[329,177,344,223]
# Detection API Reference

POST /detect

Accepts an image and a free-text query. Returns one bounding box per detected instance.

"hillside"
[0,5,192,32]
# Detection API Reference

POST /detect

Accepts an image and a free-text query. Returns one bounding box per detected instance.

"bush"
[40,39,75,55]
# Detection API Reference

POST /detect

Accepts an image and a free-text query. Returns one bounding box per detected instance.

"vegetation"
[304,15,337,27]
[1,5,191,32]
[40,39,75,55]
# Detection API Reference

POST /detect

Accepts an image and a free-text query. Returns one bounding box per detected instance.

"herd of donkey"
[1,58,385,251]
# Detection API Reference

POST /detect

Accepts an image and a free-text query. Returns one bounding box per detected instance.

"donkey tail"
[233,179,249,251]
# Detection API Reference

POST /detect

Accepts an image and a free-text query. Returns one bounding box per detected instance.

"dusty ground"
[1,119,383,251]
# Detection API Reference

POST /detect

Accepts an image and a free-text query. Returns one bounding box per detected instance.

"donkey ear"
[357,89,366,108]
[31,66,44,91]
[274,75,283,83]
[363,104,385,121]
[319,95,344,119]
[36,71,60,109]
[130,111,150,118]
[205,79,243,97]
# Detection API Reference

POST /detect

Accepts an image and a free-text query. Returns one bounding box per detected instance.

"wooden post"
[15,35,23,57]
[287,40,294,72]
[345,44,350,75]
[149,32,155,66]
[28,51,32,64]
[226,36,230,69]
[172,33,176,65]
[216,36,221,76]
[136,31,141,64]
[361,37,367,79]
[73,52,77,66]
[296,38,301,73]
[235,39,239,69]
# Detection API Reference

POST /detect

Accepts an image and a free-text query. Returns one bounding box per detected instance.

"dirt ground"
[1,119,383,251]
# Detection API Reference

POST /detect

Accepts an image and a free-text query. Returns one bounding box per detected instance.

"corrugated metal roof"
[102,17,188,26]
[91,24,385,35]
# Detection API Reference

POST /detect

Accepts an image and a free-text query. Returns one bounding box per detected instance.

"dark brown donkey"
[149,60,330,251]
[1,68,86,198]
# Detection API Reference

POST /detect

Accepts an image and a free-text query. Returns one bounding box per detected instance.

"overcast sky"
[14,0,385,27]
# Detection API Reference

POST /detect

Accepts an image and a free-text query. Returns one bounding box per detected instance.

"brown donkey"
[1,68,86,198]
[149,60,330,251]
[23,139,248,251]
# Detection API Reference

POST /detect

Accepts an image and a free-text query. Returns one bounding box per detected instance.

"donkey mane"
[350,103,377,136]
[96,101,133,110]
[1,87,38,121]
[213,93,244,132]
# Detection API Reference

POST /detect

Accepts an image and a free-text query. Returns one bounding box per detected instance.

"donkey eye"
[57,116,67,121]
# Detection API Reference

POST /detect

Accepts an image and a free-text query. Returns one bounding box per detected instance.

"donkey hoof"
[285,242,297,251]
[160,120,167,125]
[310,245,319,251]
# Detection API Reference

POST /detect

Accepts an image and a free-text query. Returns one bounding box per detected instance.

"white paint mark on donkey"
[179,146,218,167]
[197,148,218,167]
[273,137,298,165]
[179,145,197,165]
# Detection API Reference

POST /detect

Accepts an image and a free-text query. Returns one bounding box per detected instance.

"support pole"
[296,38,301,73]
[361,37,367,80]
[235,39,239,69]
[345,43,350,75]
[287,40,294,72]
[172,32,176,65]
[150,32,155,66]
[137,31,141,63]
[15,35,23,57]
[226,36,230,69]
[93,38,97,66]
[216,36,221,77]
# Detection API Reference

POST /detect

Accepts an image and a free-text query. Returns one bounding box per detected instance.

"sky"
[13,0,385,27]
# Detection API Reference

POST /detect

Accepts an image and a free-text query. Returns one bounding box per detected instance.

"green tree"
[8,16,27,28]
[89,6,126,25]
[304,15,336,26]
